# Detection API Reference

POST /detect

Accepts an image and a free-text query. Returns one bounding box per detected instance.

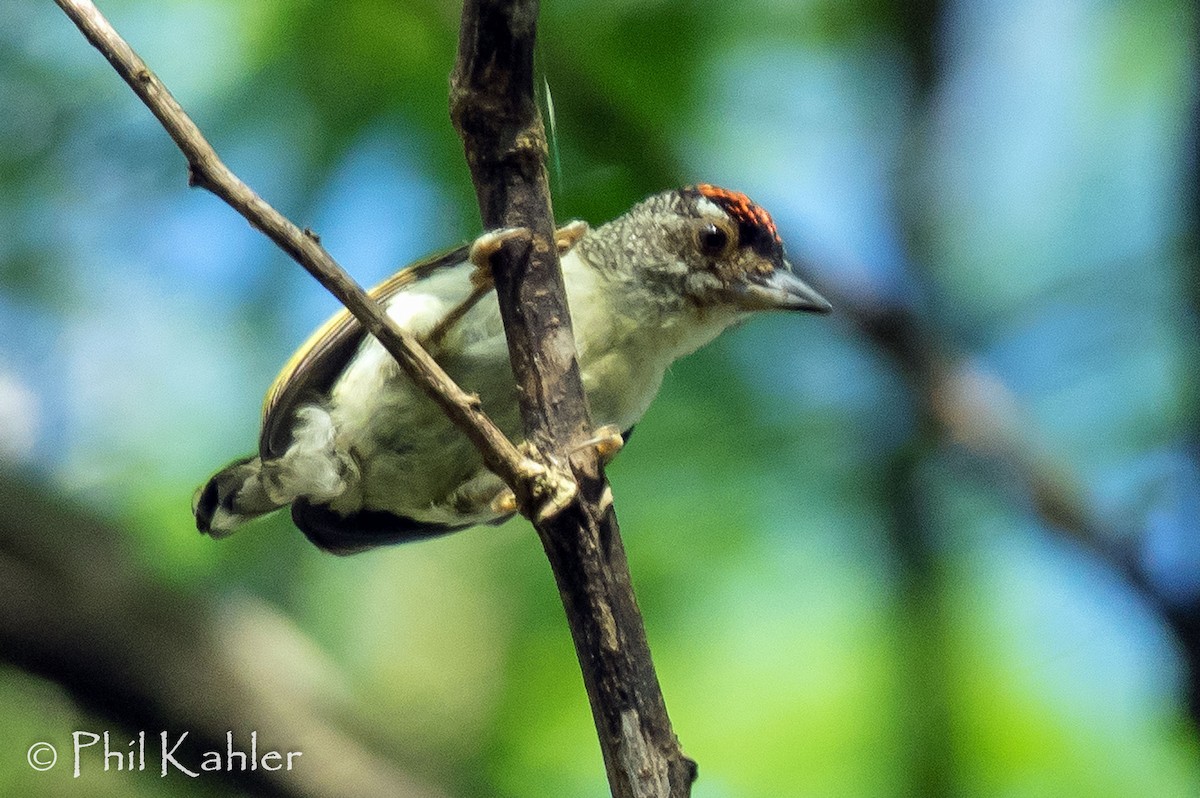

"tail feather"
[193,456,284,536]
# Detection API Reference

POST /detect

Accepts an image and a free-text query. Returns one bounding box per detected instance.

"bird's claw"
[468,227,528,287]
[555,220,589,253]
[469,221,588,283]
[490,487,518,515]
[575,424,624,465]
[512,442,578,524]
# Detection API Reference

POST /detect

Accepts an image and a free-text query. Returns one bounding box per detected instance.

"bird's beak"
[732,265,832,314]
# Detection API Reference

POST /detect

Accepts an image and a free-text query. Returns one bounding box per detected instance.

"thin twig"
[51,0,560,514]
[449,2,696,795]
[55,0,695,792]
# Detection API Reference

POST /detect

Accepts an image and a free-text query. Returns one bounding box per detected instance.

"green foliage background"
[1,0,1198,796]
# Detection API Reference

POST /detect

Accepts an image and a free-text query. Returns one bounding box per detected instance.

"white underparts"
[263,405,351,505]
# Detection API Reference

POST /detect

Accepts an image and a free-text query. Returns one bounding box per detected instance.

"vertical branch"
[53,0,696,791]
[449,2,696,796]
[450,0,589,450]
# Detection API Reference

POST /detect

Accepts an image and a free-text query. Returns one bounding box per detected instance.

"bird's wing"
[259,244,471,459]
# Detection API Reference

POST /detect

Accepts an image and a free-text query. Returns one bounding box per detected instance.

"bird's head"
[579,184,831,319]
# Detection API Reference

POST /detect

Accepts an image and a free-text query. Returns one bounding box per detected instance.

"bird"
[193,184,831,554]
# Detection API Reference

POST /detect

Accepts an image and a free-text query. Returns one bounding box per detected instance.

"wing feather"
[259,244,471,458]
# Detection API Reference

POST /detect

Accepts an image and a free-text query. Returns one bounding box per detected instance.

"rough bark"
[54,0,696,794]
[450,2,696,795]
[52,0,560,518]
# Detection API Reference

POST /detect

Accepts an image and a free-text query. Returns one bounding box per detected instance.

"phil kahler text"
[71,731,301,777]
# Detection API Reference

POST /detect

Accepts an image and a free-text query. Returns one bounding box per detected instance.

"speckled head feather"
[685,184,784,258]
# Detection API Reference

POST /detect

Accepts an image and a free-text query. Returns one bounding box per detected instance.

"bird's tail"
[193,455,284,537]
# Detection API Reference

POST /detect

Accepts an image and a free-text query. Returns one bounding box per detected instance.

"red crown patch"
[694,183,782,248]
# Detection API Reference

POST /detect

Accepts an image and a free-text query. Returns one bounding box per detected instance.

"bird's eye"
[696,223,730,257]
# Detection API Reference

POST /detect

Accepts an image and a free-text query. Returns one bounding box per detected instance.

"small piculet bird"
[194,184,831,554]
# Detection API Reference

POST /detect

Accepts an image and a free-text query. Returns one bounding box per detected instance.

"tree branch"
[56,0,695,794]
[52,0,565,518]
[824,281,1200,726]
[449,2,696,795]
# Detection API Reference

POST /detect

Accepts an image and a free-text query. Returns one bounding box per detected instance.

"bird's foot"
[575,424,624,465]
[467,226,526,287]
[554,220,589,253]
[467,221,589,284]
[514,442,579,524]
[490,487,518,515]
[490,425,617,523]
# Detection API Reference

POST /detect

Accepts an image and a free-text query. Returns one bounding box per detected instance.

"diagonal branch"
[51,0,565,517]
[0,477,452,798]
[449,2,696,796]
[56,0,695,794]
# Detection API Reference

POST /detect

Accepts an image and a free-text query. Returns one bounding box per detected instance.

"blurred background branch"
[0,476,451,798]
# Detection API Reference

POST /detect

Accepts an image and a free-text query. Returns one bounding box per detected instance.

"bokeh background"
[2,0,1198,795]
